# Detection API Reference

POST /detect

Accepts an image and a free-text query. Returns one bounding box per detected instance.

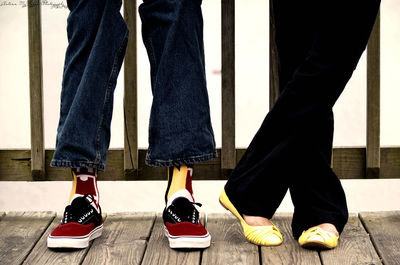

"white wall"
[0,0,399,150]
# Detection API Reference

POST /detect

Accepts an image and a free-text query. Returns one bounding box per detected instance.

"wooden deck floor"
[0,211,399,265]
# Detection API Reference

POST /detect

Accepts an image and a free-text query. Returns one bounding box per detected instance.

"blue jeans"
[51,0,216,170]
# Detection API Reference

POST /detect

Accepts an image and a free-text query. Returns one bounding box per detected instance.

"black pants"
[225,0,381,238]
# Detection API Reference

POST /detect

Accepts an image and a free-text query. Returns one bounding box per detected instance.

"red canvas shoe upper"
[163,194,209,237]
[165,221,208,237]
[50,222,95,237]
[50,194,102,238]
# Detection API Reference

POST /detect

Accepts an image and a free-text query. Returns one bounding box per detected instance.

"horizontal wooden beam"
[1,147,400,181]
[332,147,366,179]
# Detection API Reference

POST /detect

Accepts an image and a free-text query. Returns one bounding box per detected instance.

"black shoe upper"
[163,197,202,224]
[62,194,102,226]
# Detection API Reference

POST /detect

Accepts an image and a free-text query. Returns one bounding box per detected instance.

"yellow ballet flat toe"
[244,225,283,246]
[219,189,283,246]
[298,227,339,249]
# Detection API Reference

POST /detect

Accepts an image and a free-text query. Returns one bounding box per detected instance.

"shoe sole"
[300,241,336,250]
[47,224,103,248]
[163,225,211,249]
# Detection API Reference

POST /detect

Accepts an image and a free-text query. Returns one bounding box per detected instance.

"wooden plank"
[320,214,381,265]
[123,0,138,176]
[136,150,170,180]
[45,150,74,181]
[28,0,45,180]
[366,10,380,179]
[0,150,32,181]
[380,148,400,178]
[2,147,400,180]
[23,213,101,265]
[46,149,126,181]
[99,149,126,180]
[261,214,321,265]
[141,214,202,265]
[83,212,155,265]
[221,0,236,170]
[0,212,55,265]
[332,147,366,179]
[360,211,400,265]
[202,213,259,265]
[269,0,280,109]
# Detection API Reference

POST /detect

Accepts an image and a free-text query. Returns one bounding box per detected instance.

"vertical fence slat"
[366,10,380,179]
[221,0,236,170]
[269,0,279,110]
[28,0,45,180]
[123,0,138,176]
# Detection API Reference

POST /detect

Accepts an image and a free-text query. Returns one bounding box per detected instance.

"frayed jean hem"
[50,160,106,171]
[145,150,218,167]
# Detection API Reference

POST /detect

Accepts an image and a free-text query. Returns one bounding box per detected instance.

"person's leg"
[232,0,336,230]
[139,0,216,167]
[48,0,128,249]
[224,0,314,223]
[219,0,315,246]
[139,0,215,249]
[223,0,380,247]
[165,165,194,202]
[51,0,128,171]
[289,0,381,241]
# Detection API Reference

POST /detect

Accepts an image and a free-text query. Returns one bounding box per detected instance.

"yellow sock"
[165,165,193,201]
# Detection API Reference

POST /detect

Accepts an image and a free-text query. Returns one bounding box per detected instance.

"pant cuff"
[145,151,218,167]
[50,160,106,171]
[291,211,349,239]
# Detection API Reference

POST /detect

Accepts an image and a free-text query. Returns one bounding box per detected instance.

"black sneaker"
[163,190,211,248]
[47,194,103,248]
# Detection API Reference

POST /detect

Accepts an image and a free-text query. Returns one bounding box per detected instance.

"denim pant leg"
[51,0,129,171]
[139,0,217,167]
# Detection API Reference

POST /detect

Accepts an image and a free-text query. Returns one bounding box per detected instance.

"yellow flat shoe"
[298,227,339,249]
[219,189,283,246]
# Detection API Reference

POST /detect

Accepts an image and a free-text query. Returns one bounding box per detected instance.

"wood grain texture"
[141,214,202,265]
[82,212,155,265]
[332,147,366,179]
[366,11,381,179]
[123,0,138,174]
[261,214,321,265]
[221,0,236,170]
[269,0,280,109]
[2,148,400,180]
[0,212,398,264]
[0,150,32,181]
[98,149,126,180]
[202,213,259,265]
[0,212,55,265]
[380,148,400,178]
[28,0,45,180]
[23,213,94,265]
[320,214,381,265]
[360,211,400,265]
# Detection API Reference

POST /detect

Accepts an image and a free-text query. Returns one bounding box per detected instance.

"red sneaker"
[163,190,211,248]
[47,194,103,248]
